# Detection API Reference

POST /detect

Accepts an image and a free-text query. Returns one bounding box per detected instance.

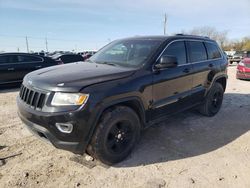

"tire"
[199,82,224,117]
[87,106,141,165]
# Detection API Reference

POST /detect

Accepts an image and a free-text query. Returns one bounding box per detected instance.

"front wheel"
[199,82,224,117]
[87,106,141,165]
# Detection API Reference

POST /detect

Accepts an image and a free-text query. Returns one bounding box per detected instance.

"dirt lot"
[0,65,250,188]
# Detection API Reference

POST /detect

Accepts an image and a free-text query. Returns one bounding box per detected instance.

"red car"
[236,58,250,80]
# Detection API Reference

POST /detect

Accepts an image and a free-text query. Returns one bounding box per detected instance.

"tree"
[184,26,228,47]
[242,37,250,51]
[223,37,250,51]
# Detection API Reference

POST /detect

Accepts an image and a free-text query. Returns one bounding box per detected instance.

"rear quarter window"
[205,42,222,59]
[187,41,207,62]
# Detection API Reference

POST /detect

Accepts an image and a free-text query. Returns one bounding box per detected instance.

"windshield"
[234,51,243,56]
[89,39,162,67]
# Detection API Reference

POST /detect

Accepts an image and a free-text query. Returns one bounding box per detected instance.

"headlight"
[239,61,245,66]
[51,93,89,106]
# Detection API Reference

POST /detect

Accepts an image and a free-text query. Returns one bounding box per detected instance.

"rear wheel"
[87,106,140,165]
[199,82,224,117]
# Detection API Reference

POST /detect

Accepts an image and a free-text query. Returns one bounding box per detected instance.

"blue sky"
[0,0,250,52]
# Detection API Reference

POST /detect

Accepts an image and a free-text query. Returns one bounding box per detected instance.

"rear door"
[151,40,193,119]
[12,55,44,80]
[187,41,221,103]
[0,55,21,84]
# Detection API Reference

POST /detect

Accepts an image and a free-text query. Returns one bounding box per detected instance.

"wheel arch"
[99,97,147,128]
[85,97,147,149]
[214,76,227,91]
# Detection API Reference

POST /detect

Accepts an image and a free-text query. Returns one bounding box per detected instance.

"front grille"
[245,63,250,68]
[19,84,47,110]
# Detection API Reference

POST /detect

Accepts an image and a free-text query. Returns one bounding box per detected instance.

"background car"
[51,54,84,64]
[78,51,97,61]
[229,51,244,64]
[236,57,250,80]
[0,53,58,85]
[243,51,250,59]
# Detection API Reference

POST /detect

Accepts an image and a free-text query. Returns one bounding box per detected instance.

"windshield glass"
[89,39,162,67]
[234,51,243,56]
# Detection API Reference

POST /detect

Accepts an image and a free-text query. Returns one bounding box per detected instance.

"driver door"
[151,41,193,120]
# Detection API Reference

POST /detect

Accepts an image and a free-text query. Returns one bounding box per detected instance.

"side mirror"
[155,55,178,69]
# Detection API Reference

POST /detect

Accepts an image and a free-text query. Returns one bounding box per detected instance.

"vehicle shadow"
[116,93,250,167]
[0,83,21,93]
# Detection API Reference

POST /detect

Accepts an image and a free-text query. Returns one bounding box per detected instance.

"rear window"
[205,42,221,59]
[187,41,207,62]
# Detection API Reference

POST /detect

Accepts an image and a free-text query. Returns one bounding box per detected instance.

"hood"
[24,62,136,92]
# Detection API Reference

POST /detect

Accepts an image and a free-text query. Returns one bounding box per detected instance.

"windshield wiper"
[85,59,95,63]
[97,62,117,66]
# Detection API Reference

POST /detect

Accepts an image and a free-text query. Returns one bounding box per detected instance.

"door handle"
[208,63,214,67]
[183,68,190,73]
[7,68,15,71]
[35,65,42,68]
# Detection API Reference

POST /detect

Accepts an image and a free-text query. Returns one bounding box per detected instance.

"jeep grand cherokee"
[17,35,228,165]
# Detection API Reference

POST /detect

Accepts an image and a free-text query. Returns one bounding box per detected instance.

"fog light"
[55,123,73,133]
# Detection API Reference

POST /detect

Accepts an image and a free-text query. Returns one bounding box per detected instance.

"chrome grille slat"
[25,89,30,103]
[21,87,27,100]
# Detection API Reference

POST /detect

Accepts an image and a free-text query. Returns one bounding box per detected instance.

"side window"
[187,41,207,62]
[8,55,18,63]
[162,41,187,65]
[205,42,222,59]
[0,55,9,64]
[17,55,42,63]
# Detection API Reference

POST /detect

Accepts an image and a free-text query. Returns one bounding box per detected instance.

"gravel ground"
[0,65,250,188]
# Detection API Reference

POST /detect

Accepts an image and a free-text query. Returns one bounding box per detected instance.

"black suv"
[17,35,227,165]
[0,53,57,85]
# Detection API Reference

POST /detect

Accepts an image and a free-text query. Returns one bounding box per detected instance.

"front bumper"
[17,96,97,154]
[18,111,80,152]
[236,68,250,80]
[236,72,250,80]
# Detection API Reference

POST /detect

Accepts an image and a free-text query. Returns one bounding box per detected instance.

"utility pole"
[164,13,167,35]
[75,44,78,53]
[25,36,29,53]
[45,37,48,52]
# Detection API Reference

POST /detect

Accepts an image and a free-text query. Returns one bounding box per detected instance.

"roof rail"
[175,34,210,39]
